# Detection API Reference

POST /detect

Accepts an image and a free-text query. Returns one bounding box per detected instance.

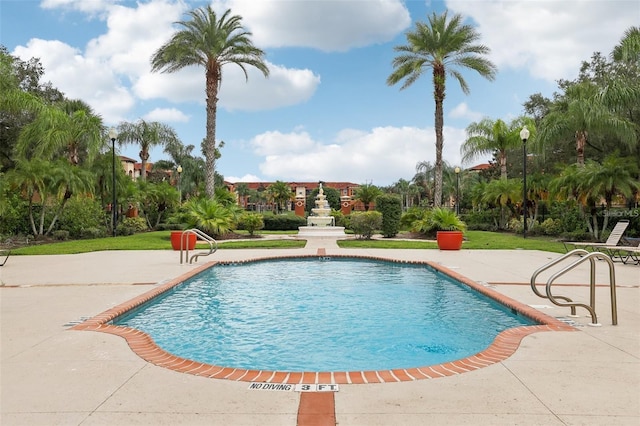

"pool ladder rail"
[179,228,218,264]
[530,249,618,327]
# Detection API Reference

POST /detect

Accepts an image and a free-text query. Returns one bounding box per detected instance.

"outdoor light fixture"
[108,128,118,237]
[177,165,183,203]
[454,166,461,216]
[520,126,530,239]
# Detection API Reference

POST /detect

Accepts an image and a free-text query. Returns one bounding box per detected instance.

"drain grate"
[63,316,91,327]
[555,316,584,327]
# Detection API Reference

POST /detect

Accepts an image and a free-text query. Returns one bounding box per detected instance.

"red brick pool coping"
[71,252,576,385]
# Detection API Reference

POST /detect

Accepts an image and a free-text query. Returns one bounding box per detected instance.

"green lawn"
[339,231,565,253]
[7,230,565,255]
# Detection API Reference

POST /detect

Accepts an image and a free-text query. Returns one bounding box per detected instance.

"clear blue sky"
[1,0,637,186]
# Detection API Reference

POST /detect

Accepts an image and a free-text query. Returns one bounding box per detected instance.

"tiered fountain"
[297,183,346,237]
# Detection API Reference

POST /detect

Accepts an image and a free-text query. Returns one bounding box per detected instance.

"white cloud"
[219,63,321,111]
[143,108,190,123]
[41,0,113,14]
[216,0,411,52]
[13,38,134,123]
[13,0,321,117]
[449,102,483,122]
[448,0,639,82]
[225,174,265,183]
[253,126,468,185]
[251,130,317,156]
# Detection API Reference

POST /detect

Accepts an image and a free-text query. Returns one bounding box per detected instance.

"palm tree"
[116,119,179,181]
[353,183,382,211]
[234,182,250,209]
[612,26,640,63]
[180,197,237,237]
[266,181,293,214]
[392,178,411,210]
[537,81,636,166]
[6,158,93,237]
[151,6,269,197]
[387,11,497,207]
[414,160,435,204]
[461,117,533,179]
[16,99,104,165]
[549,155,639,240]
[482,178,522,230]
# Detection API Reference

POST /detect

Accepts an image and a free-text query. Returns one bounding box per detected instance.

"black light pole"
[177,165,183,203]
[454,166,460,215]
[109,128,118,237]
[520,126,530,238]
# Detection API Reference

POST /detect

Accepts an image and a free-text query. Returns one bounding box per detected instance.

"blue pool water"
[115,258,535,372]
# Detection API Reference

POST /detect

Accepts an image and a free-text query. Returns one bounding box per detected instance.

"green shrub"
[0,193,30,236]
[549,201,586,234]
[52,230,69,241]
[539,218,563,236]
[262,213,306,231]
[400,207,429,230]
[80,227,106,239]
[375,194,402,237]
[154,223,183,231]
[508,217,540,235]
[560,230,590,242]
[331,210,346,227]
[463,209,499,231]
[348,211,382,239]
[58,196,105,238]
[115,217,148,236]
[239,212,265,236]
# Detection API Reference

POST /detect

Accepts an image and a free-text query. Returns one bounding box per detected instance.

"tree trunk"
[139,148,150,181]
[499,151,507,179]
[575,130,587,166]
[205,64,220,198]
[433,67,445,208]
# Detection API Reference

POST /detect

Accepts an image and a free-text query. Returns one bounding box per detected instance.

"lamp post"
[176,165,183,203]
[454,166,461,215]
[520,126,530,238]
[108,128,118,237]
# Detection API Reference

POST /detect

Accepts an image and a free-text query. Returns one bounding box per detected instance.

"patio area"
[1,242,638,425]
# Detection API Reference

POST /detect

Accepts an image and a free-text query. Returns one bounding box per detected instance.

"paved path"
[1,240,639,425]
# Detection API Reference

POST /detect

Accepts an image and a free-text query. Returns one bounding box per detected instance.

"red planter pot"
[170,231,196,251]
[436,231,464,250]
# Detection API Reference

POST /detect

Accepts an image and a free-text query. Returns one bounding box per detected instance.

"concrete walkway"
[1,239,638,425]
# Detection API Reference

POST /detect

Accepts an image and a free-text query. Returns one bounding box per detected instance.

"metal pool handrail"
[530,249,589,317]
[179,229,218,264]
[530,249,617,326]
[544,251,617,326]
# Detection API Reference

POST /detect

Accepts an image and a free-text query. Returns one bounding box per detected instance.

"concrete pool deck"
[1,240,639,425]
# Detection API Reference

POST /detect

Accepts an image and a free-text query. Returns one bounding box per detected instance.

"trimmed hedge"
[262,213,307,230]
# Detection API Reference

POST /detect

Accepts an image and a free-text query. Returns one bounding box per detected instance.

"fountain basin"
[307,216,335,227]
[298,226,346,237]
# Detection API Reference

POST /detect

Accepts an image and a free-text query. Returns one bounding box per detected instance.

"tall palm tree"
[151,6,269,197]
[116,119,179,181]
[387,11,497,207]
[537,81,636,166]
[16,99,104,165]
[461,117,533,179]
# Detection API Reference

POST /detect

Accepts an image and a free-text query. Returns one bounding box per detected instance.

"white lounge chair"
[602,245,640,265]
[563,220,630,253]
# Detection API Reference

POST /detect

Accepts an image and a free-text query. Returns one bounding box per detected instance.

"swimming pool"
[114,258,536,372]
